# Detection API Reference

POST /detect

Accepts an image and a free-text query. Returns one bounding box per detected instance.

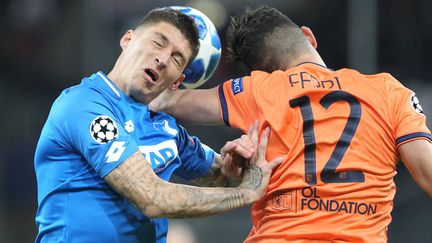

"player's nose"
[155,51,170,68]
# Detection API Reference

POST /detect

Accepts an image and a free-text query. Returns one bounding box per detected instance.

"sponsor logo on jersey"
[153,120,178,136]
[139,140,178,172]
[231,77,244,95]
[272,190,295,212]
[410,92,424,114]
[105,141,126,163]
[124,120,134,133]
[271,187,377,215]
[90,115,119,144]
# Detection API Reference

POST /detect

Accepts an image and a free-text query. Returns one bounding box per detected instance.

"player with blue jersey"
[35,71,211,242]
[34,8,283,243]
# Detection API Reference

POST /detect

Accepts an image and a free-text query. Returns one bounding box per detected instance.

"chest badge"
[153,120,178,136]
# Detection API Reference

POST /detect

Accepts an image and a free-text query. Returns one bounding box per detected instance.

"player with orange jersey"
[150,6,432,242]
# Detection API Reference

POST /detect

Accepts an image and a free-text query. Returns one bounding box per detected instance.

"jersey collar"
[90,71,148,111]
[96,71,122,98]
[295,62,334,71]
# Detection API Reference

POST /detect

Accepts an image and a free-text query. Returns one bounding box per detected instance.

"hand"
[220,134,255,179]
[238,121,285,202]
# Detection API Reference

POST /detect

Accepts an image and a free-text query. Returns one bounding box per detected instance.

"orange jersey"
[218,62,431,242]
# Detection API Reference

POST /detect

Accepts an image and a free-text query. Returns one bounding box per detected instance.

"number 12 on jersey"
[289,90,365,185]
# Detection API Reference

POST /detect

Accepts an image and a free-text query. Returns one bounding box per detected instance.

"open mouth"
[144,68,158,82]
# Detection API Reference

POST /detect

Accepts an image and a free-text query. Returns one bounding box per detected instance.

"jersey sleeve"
[52,91,139,177]
[218,76,260,132]
[386,75,432,146]
[174,124,214,180]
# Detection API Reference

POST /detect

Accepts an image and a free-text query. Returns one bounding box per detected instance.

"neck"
[107,64,153,105]
[283,50,326,71]
[107,63,126,95]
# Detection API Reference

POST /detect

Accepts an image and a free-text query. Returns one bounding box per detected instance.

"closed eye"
[153,40,163,47]
[172,53,185,68]
[172,56,181,67]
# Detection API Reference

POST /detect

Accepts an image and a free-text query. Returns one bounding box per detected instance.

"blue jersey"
[34,72,214,243]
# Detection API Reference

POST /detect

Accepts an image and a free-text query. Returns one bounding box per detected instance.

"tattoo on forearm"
[105,151,247,218]
[144,179,245,218]
[239,164,263,191]
[191,166,228,187]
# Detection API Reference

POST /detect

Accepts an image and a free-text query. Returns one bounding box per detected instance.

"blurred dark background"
[0,0,431,242]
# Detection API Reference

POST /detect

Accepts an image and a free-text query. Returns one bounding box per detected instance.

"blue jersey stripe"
[218,84,230,126]
[395,132,432,145]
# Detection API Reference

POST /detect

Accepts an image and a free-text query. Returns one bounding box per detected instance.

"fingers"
[229,120,258,165]
[257,127,270,162]
[248,120,259,145]
[221,139,253,166]
[221,153,233,170]
[231,135,255,159]
[239,134,254,151]
[247,120,256,135]
[220,141,238,158]
[267,156,286,170]
[221,153,243,179]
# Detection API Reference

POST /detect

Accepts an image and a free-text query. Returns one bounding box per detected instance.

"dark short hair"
[137,8,200,68]
[226,6,305,72]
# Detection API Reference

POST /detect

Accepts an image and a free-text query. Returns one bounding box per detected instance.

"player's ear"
[169,74,185,90]
[300,26,318,49]
[120,29,135,50]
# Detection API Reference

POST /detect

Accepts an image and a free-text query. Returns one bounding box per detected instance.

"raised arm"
[104,125,283,218]
[398,139,432,197]
[149,88,222,125]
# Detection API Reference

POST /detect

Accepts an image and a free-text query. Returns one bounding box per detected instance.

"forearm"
[147,181,247,218]
[149,89,182,116]
[153,163,262,218]
[149,88,222,125]
[399,139,432,197]
[105,151,255,218]
[191,153,229,187]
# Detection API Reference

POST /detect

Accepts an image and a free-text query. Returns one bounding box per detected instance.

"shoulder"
[363,72,407,93]
[250,70,272,81]
[55,84,108,116]
[337,68,406,93]
[340,68,401,84]
[47,83,118,141]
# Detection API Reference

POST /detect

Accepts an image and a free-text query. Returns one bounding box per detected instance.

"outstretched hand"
[239,121,285,202]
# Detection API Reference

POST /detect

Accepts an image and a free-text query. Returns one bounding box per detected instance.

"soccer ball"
[168,6,222,89]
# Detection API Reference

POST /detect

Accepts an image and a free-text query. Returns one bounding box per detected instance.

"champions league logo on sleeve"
[410,92,424,115]
[90,115,119,144]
